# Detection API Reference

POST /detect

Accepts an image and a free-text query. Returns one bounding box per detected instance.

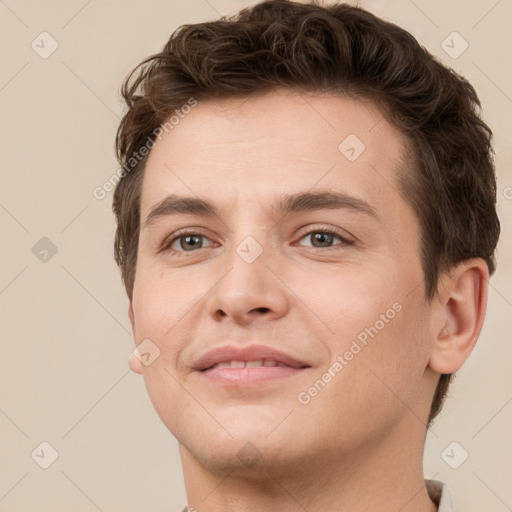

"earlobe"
[129,353,144,374]
[429,258,489,375]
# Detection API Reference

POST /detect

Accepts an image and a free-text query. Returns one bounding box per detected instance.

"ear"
[128,301,143,375]
[428,258,489,374]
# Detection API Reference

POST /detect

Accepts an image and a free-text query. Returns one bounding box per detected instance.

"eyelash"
[158,226,353,256]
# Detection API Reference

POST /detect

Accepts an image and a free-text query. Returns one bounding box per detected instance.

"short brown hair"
[113,0,500,424]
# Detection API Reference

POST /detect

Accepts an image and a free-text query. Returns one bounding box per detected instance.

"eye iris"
[181,235,203,251]
[312,232,334,247]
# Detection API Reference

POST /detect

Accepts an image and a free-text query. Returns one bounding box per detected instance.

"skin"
[127,89,488,512]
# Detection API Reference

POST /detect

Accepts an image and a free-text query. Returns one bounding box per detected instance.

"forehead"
[140,89,413,223]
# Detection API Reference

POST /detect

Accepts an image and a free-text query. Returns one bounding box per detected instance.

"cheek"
[293,263,403,343]
[344,293,431,411]
[132,257,204,336]
[130,263,204,379]
[130,264,205,432]
[300,264,428,399]
[308,310,429,437]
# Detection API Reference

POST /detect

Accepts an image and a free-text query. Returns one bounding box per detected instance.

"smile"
[205,359,293,370]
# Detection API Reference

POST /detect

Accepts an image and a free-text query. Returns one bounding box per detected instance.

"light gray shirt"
[178,478,453,511]
[427,479,453,511]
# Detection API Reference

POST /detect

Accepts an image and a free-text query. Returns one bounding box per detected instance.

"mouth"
[202,359,304,371]
[194,345,311,387]
[200,363,308,386]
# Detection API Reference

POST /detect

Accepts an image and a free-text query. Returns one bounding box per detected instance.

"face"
[128,89,438,476]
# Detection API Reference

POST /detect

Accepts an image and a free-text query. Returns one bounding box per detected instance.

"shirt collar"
[426,478,453,511]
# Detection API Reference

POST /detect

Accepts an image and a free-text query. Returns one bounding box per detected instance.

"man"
[112,1,500,510]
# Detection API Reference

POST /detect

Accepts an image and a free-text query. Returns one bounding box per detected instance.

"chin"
[187,438,300,479]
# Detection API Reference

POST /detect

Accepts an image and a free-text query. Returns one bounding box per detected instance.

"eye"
[159,226,353,256]
[295,227,353,248]
[160,230,216,254]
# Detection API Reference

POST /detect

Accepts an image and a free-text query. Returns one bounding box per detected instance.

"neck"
[179,414,438,512]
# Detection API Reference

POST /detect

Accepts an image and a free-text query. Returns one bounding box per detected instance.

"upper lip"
[193,344,311,371]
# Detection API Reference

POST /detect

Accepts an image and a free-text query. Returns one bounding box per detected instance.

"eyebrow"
[143,190,380,230]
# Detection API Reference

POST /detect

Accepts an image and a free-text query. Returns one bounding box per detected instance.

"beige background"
[1,0,511,511]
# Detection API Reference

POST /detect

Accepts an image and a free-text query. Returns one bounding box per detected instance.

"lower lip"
[200,366,306,386]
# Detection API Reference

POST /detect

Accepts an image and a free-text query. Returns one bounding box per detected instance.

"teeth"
[246,360,264,367]
[209,359,289,370]
[213,362,231,369]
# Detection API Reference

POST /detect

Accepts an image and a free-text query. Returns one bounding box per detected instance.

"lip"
[201,365,306,386]
[194,345,311,387]
[193,344,310,372]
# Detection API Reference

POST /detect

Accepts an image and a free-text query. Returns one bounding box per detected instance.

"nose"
[206,238,290,326]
